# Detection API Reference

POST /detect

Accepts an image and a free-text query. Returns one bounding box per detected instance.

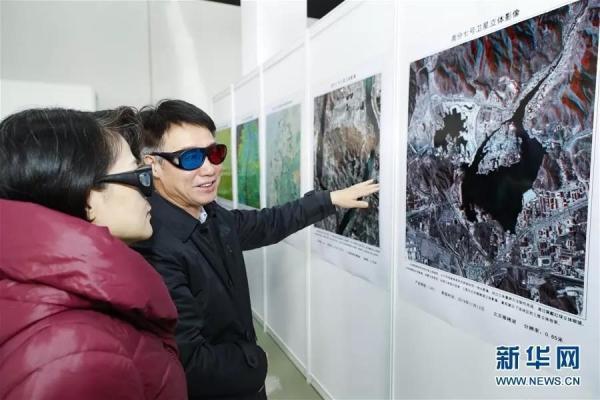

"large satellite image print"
[406,0,599,316]
[314,74,381,247]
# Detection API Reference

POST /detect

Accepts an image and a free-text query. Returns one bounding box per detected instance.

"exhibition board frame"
[233,68,266,320]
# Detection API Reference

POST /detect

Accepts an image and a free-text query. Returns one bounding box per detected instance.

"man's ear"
[143,154,153,166]
[144,154,161,177]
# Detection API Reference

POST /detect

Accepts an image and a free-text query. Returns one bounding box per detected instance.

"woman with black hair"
[0,108,186,400]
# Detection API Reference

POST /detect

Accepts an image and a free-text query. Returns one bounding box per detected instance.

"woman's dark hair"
[139,99,216,153]
[0,108,120,220]
[91,106,143,162]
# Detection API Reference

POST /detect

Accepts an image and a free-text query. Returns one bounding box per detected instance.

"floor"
[254,321,322,400]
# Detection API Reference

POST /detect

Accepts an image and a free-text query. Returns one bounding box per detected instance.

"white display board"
[308,1,395,399]
[394,0,599,398]
[262,40,310,369]
[234,70,265,320]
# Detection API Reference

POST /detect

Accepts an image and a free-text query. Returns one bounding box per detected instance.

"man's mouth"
[195,180,216,189]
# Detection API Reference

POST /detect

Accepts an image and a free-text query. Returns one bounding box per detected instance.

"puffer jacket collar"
[0,199,178,344]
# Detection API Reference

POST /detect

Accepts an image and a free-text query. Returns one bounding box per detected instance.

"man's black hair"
[139,99,216,152]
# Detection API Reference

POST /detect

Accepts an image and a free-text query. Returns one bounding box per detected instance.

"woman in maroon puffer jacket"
[0,108,187,400]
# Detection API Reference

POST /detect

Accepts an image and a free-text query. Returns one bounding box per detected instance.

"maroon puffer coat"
[0,200,187,400]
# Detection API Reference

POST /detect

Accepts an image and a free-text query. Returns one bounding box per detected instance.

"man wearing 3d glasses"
[133,99,379,400]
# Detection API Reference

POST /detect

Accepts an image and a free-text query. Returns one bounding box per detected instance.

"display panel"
[216,127,233,201]
[310,60,385,284]
[237,118,260,209]
[266,103,302,207]
[406,0,598,317]
[314,74,381,246]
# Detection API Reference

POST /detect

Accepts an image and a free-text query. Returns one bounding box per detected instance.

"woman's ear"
[86,189,103,222]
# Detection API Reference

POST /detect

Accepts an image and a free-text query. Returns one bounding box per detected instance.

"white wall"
[241,0,306,74]
[0,80,96,119]
[0,0,242,114]
[0,0,150,110]
[241,0,260,75]
[149,1,242,113]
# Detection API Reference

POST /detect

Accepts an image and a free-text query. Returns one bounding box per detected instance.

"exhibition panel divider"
[263,38,311,372]
[233,69,266,321]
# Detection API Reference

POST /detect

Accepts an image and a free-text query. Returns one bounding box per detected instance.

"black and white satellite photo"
[315,74,381,247]
[406,1,599,315]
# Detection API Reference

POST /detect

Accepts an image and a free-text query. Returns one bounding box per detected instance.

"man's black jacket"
[132,191,335,399]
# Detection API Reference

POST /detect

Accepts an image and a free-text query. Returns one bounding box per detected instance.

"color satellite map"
[266,104,302,207]
[216,127,233,201]
[237,119,260,208]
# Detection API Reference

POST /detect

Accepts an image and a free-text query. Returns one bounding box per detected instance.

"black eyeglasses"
[151,143,227,171]
[95,166,153,197]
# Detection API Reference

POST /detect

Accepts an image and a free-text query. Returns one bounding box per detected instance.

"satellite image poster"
[237,118,260,209]
[311,62,384,285]
[266,103,302,208]
[401,0,600,365]
[216,126,233,204]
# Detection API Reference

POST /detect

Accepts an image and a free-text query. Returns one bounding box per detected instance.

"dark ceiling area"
[206,0,345,19]
[307,0,345,18]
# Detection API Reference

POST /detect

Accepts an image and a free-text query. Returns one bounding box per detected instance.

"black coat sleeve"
[145,249,268,397]
[232,190,336,251]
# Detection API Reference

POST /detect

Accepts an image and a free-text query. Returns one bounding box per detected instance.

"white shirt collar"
[199,207,208,224]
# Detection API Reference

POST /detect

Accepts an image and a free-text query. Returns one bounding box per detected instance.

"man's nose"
[199,159,216,174]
